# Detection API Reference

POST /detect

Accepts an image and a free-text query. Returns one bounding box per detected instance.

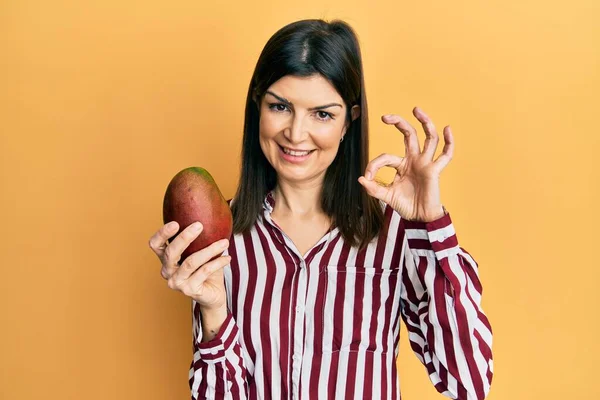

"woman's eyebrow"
[265,91,342,111]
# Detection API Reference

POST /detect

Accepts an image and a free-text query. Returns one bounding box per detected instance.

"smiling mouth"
[278,144,316,156]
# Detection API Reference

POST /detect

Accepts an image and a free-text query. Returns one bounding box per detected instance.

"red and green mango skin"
[162,167,233,264]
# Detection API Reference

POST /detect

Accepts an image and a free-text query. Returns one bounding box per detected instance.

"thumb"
[358,176,387,201]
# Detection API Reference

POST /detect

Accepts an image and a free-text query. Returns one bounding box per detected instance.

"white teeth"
[282,147,312,156]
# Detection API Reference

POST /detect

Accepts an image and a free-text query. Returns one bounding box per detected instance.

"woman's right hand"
[148,221,231,311]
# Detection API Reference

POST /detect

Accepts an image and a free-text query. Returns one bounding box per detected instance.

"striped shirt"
[189,191,493,399]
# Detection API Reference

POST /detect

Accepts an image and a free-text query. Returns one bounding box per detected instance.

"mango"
[162,167,233,264]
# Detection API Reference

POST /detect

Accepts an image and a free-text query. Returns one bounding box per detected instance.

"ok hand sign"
[358,107,453,223]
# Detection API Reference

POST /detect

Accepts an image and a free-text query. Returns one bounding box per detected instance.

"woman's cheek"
[261,113,285,135]
[317,125,343,145]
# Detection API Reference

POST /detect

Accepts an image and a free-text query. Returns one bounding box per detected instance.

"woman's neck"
[272,180,325,220]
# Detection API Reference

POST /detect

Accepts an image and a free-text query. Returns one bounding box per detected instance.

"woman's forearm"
[199,305,228,343]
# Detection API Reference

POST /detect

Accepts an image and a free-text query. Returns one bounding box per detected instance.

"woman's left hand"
[358,107,454,223]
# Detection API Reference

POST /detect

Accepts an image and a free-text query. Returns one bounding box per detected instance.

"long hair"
[231,19,384,250]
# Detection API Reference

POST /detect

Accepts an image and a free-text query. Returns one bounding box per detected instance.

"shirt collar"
[263,190,276,213]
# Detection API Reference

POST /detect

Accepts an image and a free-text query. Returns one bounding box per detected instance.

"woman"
[149,19,493,400]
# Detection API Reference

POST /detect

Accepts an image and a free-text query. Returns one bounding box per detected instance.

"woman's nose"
[285,114,309,143]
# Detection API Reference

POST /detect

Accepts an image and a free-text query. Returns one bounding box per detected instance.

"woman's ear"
[252,89,261,106]
[343,105,361,134]
[350,105,360,121]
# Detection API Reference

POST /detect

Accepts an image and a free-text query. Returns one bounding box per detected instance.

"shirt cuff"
[196,312,238,364]
[403,210,459,257]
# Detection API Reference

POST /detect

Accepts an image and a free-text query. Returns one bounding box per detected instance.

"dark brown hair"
[231,19,384,250]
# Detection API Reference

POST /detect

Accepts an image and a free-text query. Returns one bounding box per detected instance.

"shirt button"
[296,305,303,313]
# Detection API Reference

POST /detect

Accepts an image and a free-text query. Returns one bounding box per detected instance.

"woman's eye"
[269,103,289,112]
[316,111,332,121]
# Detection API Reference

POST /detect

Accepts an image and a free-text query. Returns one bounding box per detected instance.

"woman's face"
[258,74,358,185]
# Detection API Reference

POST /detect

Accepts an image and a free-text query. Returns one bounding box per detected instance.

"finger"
[149,221,180,257]
[185,255,232,294]
[173,238,230,283]
[433,126,454,170]
[413,107,440,161]
[163,221,203,270]
[358,176,390,202]
[382,114,420,157]
[364,153,405,180]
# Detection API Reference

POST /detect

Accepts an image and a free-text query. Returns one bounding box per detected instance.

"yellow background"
[2,0,599,399]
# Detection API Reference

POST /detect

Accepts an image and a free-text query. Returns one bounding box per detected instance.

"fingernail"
[366,172,372,180]
[221,239,229,248]
[191,222,202,231]
[166,222,177,230]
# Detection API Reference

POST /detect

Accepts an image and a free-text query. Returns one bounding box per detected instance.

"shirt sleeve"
[189,301,249,399]
[399,210,494,400]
